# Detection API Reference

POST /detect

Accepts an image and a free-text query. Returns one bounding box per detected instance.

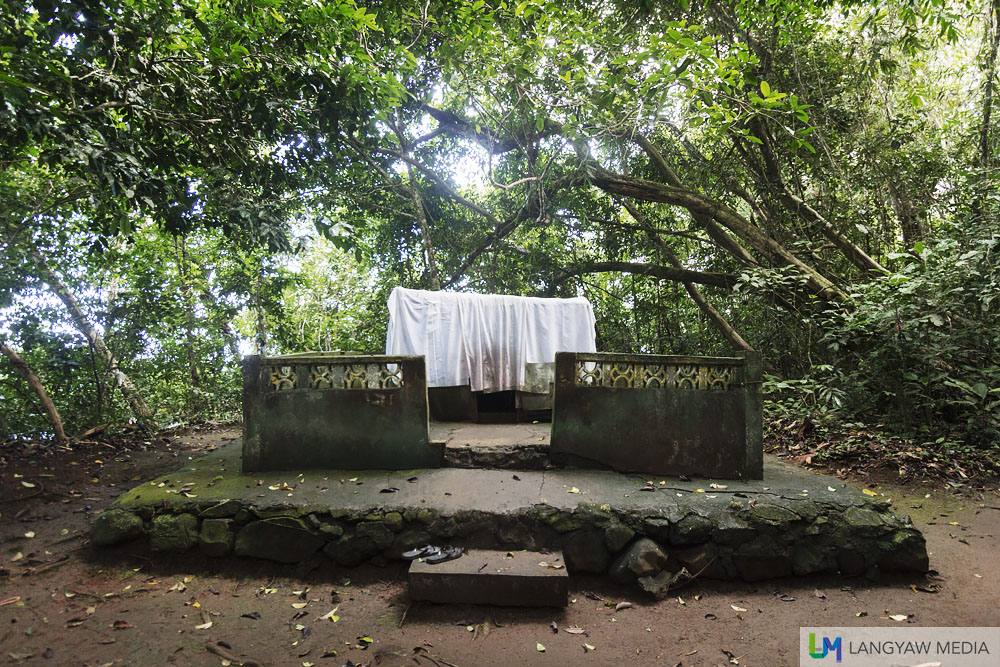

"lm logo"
[808,633,842,662]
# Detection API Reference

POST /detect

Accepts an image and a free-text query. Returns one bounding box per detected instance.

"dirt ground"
[1,426,998,667]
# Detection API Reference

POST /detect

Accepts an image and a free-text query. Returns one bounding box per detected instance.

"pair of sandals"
[402,544,463,564]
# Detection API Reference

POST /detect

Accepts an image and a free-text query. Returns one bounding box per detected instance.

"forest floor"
[1,425,999,667]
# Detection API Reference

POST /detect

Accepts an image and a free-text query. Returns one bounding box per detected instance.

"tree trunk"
[0,340,69,442]
[177,236,201,388]
[555,261,738,288]
[619,200,755,352]
[749,122,888,276]
[588,168,850,302]
[253,269,267,356]
[634,134,760,267]
[391,120,441,290]
[29,249,155,424]
[981,0,1000,168]
[198,288,242,360]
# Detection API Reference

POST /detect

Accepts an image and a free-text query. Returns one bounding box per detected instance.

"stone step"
[409,549,569,607]
[440,441,551,470]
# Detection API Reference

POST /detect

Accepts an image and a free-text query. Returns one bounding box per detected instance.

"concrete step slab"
[409,549,568,607]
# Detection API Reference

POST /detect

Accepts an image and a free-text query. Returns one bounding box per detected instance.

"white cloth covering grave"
[386,287,597,393]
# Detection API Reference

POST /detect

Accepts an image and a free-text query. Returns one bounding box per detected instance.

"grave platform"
[91,435,929,585]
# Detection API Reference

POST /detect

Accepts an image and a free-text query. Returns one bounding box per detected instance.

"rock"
[498,520,540,550]
[669,513,713,546]
[638,568,690,600]
[199,499,242,519]
[748,503,799,527]
[382,512,404,533]
[804,516,833,536]
[603,522,635,554]
[712,514,756,545]
[562,529,611,573]
[235,518,324,563]
[672,543,727,579]
[641,517,672,543]
[388,529,432,559]
[836,548,866,575]
[318,522,344,539]
[538,508,586,533]
[356,521,395,550]
[150,513,198,552]
[233,508,255,525]
[324,532,378,566]
[878,529,929,572]
[844,506,884,535]
[199,519,234,557]
[90,509,144,546]
[790,542,836,575]
[608,538,668,584]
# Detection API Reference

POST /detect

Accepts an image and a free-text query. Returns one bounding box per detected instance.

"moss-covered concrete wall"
[242,354,440,472]
[550,351,763,479]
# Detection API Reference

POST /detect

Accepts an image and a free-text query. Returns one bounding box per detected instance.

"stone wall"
[242,353,440,472]
[550,351,763,479]
[91,495,928,589]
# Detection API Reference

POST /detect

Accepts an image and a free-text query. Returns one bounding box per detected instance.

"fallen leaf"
[23,532,35,539]
[615,601,633,611]
[292,602,308,609]
[536,643,546,652]
[380,487,399,494]
[20,481,35,488]
[320,607,340,622]
[888,614,908,622]
[583,643,596,652]
[568,487,580,494]
[538,561,565,570]
[704,613,717,620]
[677,597,685,605]
[693,488,705,493]
[11,552,23,562]
[731,604,747,612]
[195,620,213,630]
[862,488,878,496]
[111,620,133,630]
[709,483,728,490]
[565,626,586,635]
[856,611,868,617]
[550,621,558,633]
[813,590,827,599]
[241,611,262,620]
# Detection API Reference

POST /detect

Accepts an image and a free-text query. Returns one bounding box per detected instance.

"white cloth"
[386,287,597,392]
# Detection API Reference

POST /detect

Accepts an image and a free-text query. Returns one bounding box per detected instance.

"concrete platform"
[409,549,568,607]
[432,421,550,469]
[90,439,929,584]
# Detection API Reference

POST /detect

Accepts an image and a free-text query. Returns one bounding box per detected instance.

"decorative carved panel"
[265,361,404,391]
[575,360,734,390]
